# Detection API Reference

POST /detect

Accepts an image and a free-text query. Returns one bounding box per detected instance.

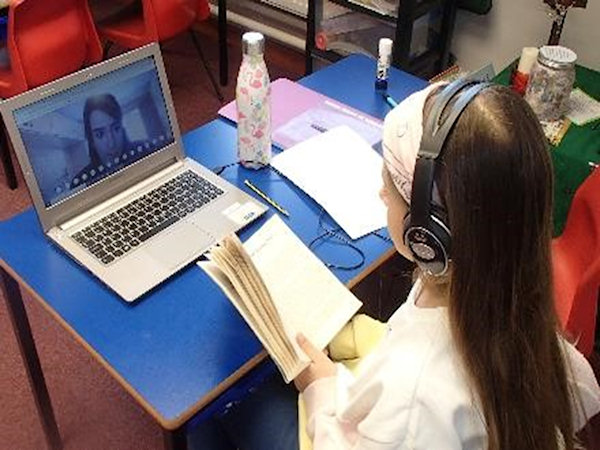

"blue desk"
[0,54,426,450]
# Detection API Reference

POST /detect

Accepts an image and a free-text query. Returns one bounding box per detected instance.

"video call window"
[13,57,175,208]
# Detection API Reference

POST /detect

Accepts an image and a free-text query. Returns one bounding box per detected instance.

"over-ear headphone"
[403,79,491,276]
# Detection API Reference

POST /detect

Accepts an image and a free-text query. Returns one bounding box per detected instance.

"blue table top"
[0,54,426,428]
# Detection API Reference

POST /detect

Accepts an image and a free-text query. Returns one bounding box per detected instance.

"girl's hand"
[293,333,336,392]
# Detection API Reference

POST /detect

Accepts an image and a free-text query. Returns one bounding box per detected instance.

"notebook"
[218,78,383,149]
[0,43,267,302]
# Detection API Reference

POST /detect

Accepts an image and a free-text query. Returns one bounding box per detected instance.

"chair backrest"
[98,0,209,48]
[146,0,209,42]
[555,168,600,272]
[1,0,102,96]
[553,168,600,356]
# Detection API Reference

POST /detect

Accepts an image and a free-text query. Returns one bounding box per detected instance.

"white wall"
[452,0,600,73]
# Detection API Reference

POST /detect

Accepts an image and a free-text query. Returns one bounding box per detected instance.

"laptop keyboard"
[71,171,224,265]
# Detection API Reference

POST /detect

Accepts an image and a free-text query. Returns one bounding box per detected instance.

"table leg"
[163,426,187,450]
[218,0,228,86]
[0,267,62,450]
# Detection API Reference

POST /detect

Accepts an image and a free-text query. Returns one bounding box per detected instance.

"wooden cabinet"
[305,0,458,78]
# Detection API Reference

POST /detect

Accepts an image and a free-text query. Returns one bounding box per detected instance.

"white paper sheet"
[566,88,600,126]
[271,126,387,240]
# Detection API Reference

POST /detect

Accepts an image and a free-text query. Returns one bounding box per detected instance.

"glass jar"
[524,45,576,122]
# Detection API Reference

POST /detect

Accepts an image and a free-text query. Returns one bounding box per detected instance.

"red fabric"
[0,0,102,97]
[553,168,600,356]
[510,70,529,96]
[98,0,210,48]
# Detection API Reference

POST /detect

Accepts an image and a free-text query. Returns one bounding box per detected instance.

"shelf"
[327,0,397,23]
[305,0,456,78]
[325,0,442,22]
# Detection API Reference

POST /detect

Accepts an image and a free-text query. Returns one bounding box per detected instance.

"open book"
[197,215,362,383]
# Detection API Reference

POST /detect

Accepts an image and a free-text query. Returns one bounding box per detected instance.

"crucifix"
[544,0,588,45]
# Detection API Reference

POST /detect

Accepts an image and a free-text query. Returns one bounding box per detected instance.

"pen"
[382,93,398,109]
[244,179,290,217]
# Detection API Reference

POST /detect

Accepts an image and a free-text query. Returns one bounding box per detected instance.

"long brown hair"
[433,85,576,449]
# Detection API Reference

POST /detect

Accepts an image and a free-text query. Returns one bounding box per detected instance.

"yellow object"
[298,314,387,449]
[244,179,290,217]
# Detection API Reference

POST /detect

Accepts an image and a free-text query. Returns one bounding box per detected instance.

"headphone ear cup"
[403,209,451,276]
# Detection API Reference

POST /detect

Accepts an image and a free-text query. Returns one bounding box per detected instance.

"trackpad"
[144,222,213,270]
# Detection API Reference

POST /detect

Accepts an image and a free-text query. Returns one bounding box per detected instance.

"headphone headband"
[411,80,491,230]
[404,79,491,276]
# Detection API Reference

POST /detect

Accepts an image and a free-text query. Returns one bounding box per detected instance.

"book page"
[198,216,362,382]
[244,215,362,380]
[198,260,295,378]
[206,238,298,377]
[221,235,300,368]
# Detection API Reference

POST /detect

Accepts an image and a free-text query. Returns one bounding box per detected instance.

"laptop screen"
[13,56,175,208]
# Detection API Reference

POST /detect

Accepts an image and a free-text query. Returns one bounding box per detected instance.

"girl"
[294,81,600,449]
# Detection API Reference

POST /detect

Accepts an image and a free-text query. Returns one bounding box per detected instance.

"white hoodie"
[303,280,600,449]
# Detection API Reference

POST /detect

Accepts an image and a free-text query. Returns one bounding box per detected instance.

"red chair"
[0,0,102,189]
[553,168,600,357]
[97,0,223,102]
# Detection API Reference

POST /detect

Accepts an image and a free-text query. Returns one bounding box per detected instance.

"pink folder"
[218,78,383,149]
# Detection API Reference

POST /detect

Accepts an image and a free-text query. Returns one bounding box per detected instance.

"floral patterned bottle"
[236,32,271,169]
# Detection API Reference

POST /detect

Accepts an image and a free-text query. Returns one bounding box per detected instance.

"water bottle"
[236,32,271,169]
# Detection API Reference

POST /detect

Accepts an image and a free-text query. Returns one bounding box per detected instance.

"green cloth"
[496,64,600,236]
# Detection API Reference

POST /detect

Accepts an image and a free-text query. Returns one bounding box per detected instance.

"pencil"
[244,179,290,217]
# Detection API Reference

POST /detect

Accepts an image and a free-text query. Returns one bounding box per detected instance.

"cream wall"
[452,0,600,72]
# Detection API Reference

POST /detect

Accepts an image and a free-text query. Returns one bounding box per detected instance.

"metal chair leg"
[103,41,114,60]
[0,122,18,190]
[188,30,225,104]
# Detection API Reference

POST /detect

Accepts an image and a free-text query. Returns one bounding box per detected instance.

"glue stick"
[375,38,393,92]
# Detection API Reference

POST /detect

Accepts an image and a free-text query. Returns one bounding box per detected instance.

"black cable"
[212,161,240,175]
[308,208,365,271]
[212,161,277,175]
[373,231,393,243]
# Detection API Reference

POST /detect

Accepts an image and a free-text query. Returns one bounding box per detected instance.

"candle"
[517,47,539,74]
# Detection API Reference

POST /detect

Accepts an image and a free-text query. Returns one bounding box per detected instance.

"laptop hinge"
[59,160,186,231]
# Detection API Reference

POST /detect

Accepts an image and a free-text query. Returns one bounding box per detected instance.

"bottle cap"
[538,45,577,69]
[242,32,265,56]
[378,38,393,58]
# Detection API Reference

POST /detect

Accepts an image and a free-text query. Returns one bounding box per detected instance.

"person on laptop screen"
[71,93,145,189]
[15,59,174,209]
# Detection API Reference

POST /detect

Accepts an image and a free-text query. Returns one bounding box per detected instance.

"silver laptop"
[1,43,267,302]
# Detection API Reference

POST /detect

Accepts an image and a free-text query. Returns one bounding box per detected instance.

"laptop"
[0,43,267,302]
